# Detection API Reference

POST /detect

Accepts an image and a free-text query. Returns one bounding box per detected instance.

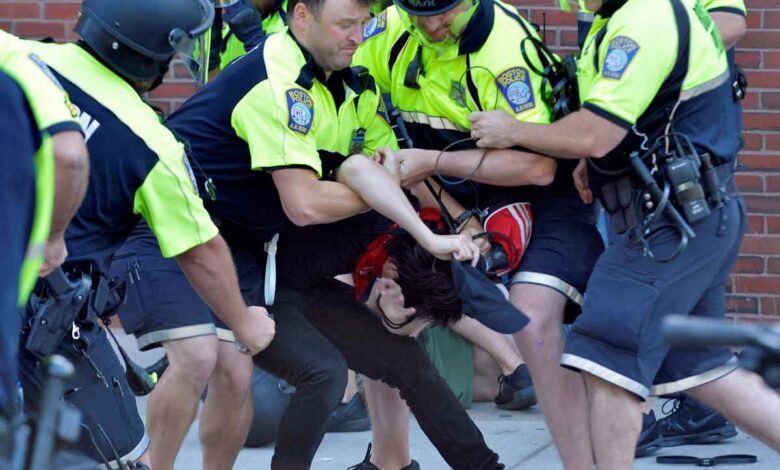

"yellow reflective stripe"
[679,69,729,101]
[577,11,594,22]
[18,131,55,305]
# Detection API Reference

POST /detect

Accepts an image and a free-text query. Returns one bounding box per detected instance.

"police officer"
[470,0,780,466]
[14,0,276,467]
[122,0,501,468]
[558,0,594,47]
[0,37,89,439]
[206,0,288,80]
[0,69,42,457]
[0,31,90,290]
[634,0,749,457]
[353,0,603,467]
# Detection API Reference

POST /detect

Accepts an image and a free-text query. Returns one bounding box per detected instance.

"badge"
[376,98,390,126]
[603,36,640,80]
[286,88,314,135]
[363,12,387,40]
[450,80,467,108]
[350,128,366,155]
[182,154,198,195]
[496,67,535,114]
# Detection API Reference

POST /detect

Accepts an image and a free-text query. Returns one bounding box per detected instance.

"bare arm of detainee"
[338,151,480,262]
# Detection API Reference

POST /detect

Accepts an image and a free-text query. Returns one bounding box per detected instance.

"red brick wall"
[3,0,778,319]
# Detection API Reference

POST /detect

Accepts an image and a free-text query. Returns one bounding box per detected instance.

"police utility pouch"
[665,156,710,225]
[26,269,92,357]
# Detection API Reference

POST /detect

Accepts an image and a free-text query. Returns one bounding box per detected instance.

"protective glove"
[224,0,266,50]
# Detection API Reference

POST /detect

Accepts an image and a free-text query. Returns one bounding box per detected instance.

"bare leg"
[148,335,219,470]
[343,369,358,403]
[583,372,642,470]
[451,316,521,376]
[472,345,502,401]
[200,341,254,470]
[363,377,412,469]
[510,284,593,470]
[688,368,780,450]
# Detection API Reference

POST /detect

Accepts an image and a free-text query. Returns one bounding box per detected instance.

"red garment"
[353,208,444,299]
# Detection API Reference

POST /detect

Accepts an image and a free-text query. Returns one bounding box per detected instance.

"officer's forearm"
[337,155,435,246]
[50,130,89,240]
[175,235,248,331]
[429,148,556,187]
[512,110,628,160]
[711,12,747,50]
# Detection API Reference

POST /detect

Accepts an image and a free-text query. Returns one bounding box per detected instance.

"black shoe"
[347,443,420,470]
[658,395,737,447]
[327,393,371,433]
[494,364,537,410]
[635,411,664,458]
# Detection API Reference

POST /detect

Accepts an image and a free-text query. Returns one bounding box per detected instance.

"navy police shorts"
[510,198,604,322]
[111,221,233,351]
[561,194,746,398]
[18,309,148,464]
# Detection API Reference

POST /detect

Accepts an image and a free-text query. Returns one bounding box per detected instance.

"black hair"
[385,229,463,326]
[287,0,370,18]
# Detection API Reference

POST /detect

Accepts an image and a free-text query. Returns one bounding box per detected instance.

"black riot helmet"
[393,0,464,16]
[75,0,215,86]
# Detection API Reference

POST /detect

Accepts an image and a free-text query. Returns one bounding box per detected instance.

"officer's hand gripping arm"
[470,108,628,160]
[175,234,275,354]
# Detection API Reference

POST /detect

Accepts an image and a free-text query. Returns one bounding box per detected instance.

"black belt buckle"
[656,454,758,466]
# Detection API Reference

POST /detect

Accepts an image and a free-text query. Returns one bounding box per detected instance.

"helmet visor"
[168,0,216,84]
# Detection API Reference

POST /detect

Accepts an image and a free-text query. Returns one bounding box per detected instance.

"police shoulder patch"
[286,88,314,135]
[496,67,535,114]
[376,96,390,125]
[363,12,388,41]
[603,36,640,80]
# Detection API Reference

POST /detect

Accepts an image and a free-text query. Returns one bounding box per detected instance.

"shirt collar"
[287,29,367,94]
[458,0,494,55]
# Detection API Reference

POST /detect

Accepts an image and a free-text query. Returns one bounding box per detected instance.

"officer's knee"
[211,344,254,398]
[164,335,220,389]
[510,285,566,349]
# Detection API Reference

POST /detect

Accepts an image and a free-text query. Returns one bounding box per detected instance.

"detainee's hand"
[234,306,276,355]
[469,110,519,149]
[461,223,491,255]
[396,148,435,188]
[376,278,416,324]
[39,236,68,277]
[374,147,402,185]
[573,159,593,204]
[422,232,481,265]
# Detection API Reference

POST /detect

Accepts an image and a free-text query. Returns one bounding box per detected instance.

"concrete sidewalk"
[121,331,780,469]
